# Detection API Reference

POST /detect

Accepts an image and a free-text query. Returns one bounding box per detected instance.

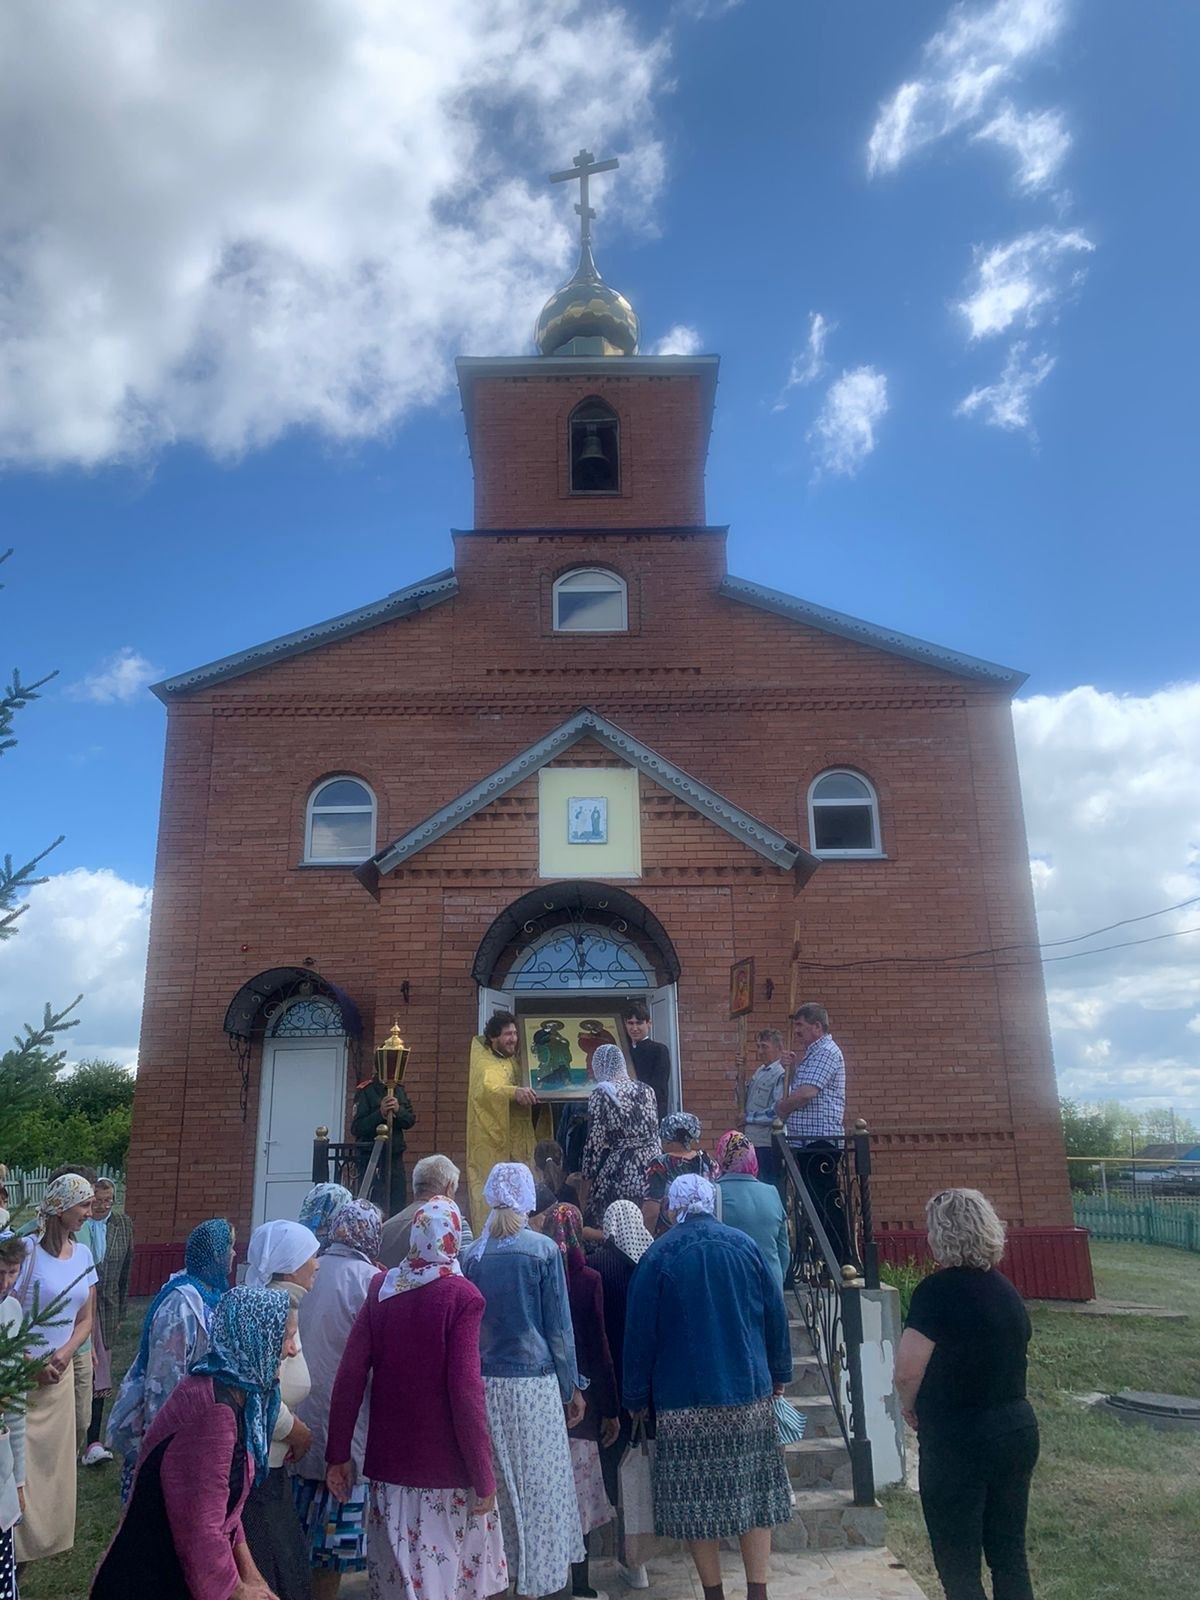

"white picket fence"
[3,1163,125,1209]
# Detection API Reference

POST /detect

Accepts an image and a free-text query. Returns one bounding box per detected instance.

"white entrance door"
[649,983,682,1111]
[253,1036,348,1227]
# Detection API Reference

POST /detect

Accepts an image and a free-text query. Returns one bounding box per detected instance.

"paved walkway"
[341,1547,929,1599]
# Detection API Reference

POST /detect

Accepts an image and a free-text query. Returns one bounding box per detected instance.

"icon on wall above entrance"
[523,1013,622,1097]
[568,796,608,845]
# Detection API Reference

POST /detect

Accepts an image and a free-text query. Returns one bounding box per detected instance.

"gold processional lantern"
[374,1020,410,1094]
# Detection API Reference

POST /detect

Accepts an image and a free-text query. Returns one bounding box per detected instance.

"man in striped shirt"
[776,1003,852,1268]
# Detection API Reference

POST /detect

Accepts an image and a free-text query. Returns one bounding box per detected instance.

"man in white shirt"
[742,1029,786,1186]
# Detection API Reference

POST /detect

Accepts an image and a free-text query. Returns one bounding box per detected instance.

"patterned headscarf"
[591,1043,630,1103]
[668,1173,717,1221]
[190,1286,290,1486]
[299,1183,353,1248]
[603,1199,654,1263]
[544,1202,587,1278]
[328,1199,383,1265]
[245,1220,320,1288]
[660,1111,702,1148]
[134,1219,233,1374]
[482,1161,537,1243]
[716,1129,760,1177]
[38,1173,94,1233]
[378,1198,463,1301]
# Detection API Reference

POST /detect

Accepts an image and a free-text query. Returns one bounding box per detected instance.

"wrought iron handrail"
[313,1125,391,1208]
[773,1125,876,1507]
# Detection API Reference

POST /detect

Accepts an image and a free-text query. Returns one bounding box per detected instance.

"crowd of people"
[0,1009,1040,1600]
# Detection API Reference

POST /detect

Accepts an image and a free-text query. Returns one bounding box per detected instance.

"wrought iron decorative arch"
[471,882,681,989]
[223,966,364,1120]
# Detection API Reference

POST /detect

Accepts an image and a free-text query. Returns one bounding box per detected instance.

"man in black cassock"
[622,1000,672,1121]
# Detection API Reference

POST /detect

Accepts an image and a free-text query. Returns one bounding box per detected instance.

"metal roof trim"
[719,575,1027,688]
[151,572,458,700]
[361,706,816,881]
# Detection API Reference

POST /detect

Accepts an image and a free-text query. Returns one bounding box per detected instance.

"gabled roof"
[719,575,1026,689]
[357,707,817,890]
[150,571,458,700]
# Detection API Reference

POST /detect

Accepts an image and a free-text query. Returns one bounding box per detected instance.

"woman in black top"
[895,1189,1038,1600]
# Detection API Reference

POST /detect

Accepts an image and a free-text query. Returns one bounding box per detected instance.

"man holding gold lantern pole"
[352,1020,416,1217]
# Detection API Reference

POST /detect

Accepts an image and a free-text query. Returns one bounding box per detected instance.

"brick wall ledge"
[876,1225,1095,1301]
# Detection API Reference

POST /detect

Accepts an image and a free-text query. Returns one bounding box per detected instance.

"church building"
[126,153,1090,1298]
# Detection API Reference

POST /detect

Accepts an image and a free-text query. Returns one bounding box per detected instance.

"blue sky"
[2,0,1198,1109]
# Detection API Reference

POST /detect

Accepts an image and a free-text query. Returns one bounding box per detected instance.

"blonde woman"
[894,1189,1038,1600]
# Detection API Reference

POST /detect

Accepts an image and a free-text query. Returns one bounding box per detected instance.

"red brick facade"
[127,356,1089,1297]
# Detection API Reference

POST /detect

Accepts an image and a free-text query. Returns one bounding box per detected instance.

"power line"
[797,892,1200,972]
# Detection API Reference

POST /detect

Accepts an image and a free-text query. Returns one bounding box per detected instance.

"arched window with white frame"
[552,568,628,633]
[807,769,882,857]
[304,775,376,864]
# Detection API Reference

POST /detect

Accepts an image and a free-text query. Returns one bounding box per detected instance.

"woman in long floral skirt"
[325,1197,506,1600]
[462,1163,586,1600]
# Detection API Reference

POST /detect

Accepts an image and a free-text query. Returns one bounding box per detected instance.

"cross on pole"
[548,148,619,249]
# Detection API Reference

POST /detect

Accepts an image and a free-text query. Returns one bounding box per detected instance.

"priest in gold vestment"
[465,1008,550,1228]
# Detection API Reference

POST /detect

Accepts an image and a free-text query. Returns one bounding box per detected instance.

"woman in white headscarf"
[326,1198,506,1600]
[462,1163,587,1600]
[579,1043,662,1230]
[623,1174,793,1600]
[241,1219,320,1599]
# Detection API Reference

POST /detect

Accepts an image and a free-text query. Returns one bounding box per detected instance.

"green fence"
[1074,1196,1200,1253]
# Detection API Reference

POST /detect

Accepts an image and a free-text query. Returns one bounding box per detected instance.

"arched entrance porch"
[471,882,682,1111]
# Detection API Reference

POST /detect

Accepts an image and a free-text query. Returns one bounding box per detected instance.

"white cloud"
[1,868,152,1066]
[956,340,1055,432]
[0,1,671,467]
[957,227,1093,340]
[1014,683,1200,1111]
[867,0,1069,178]
[651,324,703,356]
[67,647,160,704]
[807,366,888,479]
[773,312,833,410]
[973,102,1071,192]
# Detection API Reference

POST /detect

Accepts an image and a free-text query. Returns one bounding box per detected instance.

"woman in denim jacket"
[462,1163,586,1600]
[624,1174,793,1600]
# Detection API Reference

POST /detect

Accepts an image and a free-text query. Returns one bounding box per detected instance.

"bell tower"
[456,148,719,532]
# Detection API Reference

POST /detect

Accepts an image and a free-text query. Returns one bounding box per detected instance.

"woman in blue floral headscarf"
[106,1218,235,1499]
[299,1183,353,1252]
[92,1286,293,1600]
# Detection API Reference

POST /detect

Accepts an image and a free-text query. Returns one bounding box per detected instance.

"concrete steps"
[776,1315,886,1551]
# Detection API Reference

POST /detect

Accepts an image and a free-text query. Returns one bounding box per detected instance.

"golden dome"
[535,241,640,357]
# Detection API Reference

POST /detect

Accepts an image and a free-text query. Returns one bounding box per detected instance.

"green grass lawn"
[882,1242,1200,1600]
[20,1300,147,1600]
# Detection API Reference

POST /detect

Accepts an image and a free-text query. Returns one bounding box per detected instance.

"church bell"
[577,424,606,462]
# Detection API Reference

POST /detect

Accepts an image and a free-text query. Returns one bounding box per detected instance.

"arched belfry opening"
[473,882,681,1110]
[569,397,620,493]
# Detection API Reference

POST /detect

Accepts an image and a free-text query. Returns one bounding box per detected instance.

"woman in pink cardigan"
[325,1197,506,1600]
[91,1286,294,1600]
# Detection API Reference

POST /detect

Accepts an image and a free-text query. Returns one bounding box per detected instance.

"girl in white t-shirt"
[13,1174,98,1568]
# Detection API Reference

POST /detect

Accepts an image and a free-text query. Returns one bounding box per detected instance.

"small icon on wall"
[568,796,608,845]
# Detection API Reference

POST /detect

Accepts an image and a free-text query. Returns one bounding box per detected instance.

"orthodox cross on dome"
[549,148,619,255]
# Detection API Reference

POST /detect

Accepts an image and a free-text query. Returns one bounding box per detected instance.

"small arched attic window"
[808,770,882,857]
[569,397,620,493]
[553,568,628,633]
[305,776,376,864]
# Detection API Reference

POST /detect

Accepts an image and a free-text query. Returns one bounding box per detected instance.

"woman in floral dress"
[643,1113,717,1237]
[106,1218,234,1500]
[580,1044,662,1229]
[326,1197,506,1600]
